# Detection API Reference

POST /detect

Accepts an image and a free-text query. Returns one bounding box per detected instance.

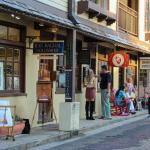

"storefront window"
[0,25,20,42]
[0,47,22,92]
[97,60,108,91]
[56,55,66,89]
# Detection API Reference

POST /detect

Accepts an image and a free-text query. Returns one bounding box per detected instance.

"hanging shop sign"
[140,57,150,70]
[33,41,64,55]
[108,52,129,67]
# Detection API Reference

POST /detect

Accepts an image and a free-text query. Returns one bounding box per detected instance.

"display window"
[0,46,23,92]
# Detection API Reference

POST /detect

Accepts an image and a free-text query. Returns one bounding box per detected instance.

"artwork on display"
[0,62,4,90]
[58,73,65,88]
[36,82,52,103]
[0,100,13,127]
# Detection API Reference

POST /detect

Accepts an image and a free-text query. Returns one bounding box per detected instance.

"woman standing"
[126,78,137,109]
[85,69,96,120]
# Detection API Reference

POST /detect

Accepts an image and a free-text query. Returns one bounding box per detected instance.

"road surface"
[48,117,150,150]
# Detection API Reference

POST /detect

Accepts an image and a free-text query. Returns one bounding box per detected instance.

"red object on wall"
[108,52,129,67]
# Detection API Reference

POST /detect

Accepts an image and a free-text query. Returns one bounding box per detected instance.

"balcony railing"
[119,2,138,36]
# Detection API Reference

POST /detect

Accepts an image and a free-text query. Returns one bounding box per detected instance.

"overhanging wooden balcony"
[77,0,116,25]
[77,0,99,18]
[119,2,138,36]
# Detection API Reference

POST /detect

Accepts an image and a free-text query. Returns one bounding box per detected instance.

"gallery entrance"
[37,58,54,123]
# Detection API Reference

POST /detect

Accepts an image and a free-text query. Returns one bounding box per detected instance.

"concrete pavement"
[0,110,148,150]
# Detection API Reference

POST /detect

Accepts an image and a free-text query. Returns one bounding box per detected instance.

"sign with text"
[65,70,72,102]
[33,41,64,54]
[140,57,150,69]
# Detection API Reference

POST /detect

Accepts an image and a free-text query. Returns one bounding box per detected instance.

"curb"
[1,111,147,150]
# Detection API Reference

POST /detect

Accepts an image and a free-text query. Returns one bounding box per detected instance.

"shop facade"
[0,0,150,127]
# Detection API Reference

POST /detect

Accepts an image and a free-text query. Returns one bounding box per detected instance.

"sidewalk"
[0,110,148,150]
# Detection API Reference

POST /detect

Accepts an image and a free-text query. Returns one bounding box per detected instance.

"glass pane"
[58,72,65,88]
[14,77,20,90]
[14,49,20,61]
[6,62,13,76]
[8,27,20,42]
[0,25,7,40]
[14,63,20,76]
[6,48,13,61]
[6,77,13,90]
[0,47,5,61]
[0,62,5,90]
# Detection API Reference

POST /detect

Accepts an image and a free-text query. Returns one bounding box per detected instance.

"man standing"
[100,65,112,119]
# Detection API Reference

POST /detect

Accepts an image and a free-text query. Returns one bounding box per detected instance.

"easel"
[31,99,57,127]
[0,105,16,141]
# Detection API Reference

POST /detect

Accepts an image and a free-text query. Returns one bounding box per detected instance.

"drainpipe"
[66,0,79,102]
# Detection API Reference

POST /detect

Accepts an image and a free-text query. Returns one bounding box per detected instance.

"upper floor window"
[145,0,150,32]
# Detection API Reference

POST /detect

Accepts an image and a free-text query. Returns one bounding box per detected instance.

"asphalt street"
[48,117,150,150]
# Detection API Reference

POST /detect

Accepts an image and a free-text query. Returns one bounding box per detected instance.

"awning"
[76,21,150,54]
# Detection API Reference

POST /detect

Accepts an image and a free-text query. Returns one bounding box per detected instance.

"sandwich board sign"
[0,100,13,127]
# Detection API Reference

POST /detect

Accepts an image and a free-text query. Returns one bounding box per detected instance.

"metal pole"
[72,30,76,102]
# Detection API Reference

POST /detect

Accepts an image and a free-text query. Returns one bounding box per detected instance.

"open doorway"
[38,59,54,123]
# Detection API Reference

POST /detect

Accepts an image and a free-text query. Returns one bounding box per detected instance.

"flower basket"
[0,122,25,137]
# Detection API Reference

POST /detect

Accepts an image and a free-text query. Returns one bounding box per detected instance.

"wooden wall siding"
[37,0,68,12]
[119,2,138,36]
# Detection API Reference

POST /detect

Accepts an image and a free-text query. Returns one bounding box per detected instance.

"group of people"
[85,65,137,120]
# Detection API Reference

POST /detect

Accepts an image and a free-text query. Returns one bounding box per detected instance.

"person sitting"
[115,85,130,113]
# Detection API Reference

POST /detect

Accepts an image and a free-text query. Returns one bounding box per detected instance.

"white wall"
[37,0,68,12]
[138,0,145,41]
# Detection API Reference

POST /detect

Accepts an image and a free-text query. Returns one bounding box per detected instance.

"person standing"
[85,69,96,120]
[100,65,112,120]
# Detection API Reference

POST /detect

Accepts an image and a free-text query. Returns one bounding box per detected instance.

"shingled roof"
[0,0,74,28]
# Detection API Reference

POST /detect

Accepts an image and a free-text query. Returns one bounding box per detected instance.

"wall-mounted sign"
[108,52,129,67]
[78,49,90,64]
[140,57,150,70]
[33,41,64,55]
[65,70,72,102]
